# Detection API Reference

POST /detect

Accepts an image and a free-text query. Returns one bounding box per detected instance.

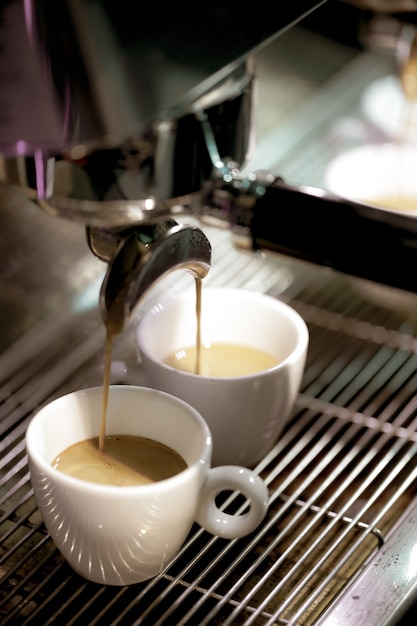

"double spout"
[87,220,211,334]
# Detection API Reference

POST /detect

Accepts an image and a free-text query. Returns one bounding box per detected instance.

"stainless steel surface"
[3,14,417,626]
[0,0,325,156]
[317,500,417,626]
[0,0,325,200]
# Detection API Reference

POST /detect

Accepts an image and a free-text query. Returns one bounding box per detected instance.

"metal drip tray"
[2,16,417,626]
[2,206,417,625]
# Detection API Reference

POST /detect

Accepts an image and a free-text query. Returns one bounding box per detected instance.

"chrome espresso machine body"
[4,1,417,624]
[2,0,332,330]
[4,0,417,325]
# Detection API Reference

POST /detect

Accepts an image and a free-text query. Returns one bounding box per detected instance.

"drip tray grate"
[2,302,417,625]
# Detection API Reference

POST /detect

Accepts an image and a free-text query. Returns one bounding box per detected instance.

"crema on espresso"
[52,435,187,486]
[361,195,417,211]
[165,342,278,377]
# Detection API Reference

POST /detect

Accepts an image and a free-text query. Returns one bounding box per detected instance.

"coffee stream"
[195,278,202,375]
[99,329,114,452]
[99,297,127,451]
[99,277,204,452]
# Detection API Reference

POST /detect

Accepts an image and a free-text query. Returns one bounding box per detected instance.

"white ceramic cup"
[324,142,417,215]
[134,288,309,467]
[26,385,269,586]
[324,142,417,313]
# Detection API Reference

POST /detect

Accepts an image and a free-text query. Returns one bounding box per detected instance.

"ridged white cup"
[136,288,309,466]
[26,385,269,586]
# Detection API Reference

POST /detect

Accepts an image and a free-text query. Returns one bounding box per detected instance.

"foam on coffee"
[52,434,187,486]
[361,195,417,212]
[165,342,278,377]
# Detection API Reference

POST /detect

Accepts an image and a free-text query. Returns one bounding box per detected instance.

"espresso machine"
[5,1,417,625]
[3,0,417,333]
[1,0,330,333]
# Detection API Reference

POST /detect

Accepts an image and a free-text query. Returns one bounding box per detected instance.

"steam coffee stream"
[99,278,204,452]
[99,329,114,452]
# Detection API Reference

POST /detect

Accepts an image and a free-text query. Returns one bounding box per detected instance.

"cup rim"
[26,385,211,493]
[324,142,417,217]
[136,288,309,381]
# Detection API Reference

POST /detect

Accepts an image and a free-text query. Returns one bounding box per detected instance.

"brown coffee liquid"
[195,277,202,375]
[99,277,203,451]
[99,328,114,451]
[52,434,187,486]
[361,196,417,211]
[165,342,278,377]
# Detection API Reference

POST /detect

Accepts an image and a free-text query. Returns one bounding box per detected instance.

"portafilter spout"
[88,220,211,335]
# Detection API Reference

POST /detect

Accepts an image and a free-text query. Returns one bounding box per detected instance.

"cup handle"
[195,466,269,540]
[89,357,146,387]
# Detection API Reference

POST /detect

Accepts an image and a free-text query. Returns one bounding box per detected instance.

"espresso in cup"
[360,195,417,212]
[53,434,187,486]
[165,342,278,377]
[26,385,269,585]
[324,143,417,217]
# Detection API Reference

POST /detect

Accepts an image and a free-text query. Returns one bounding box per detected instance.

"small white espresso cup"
[26,385,269,586]
[135,288,309,467]
[324,142,417,215]
[324,143,417,312]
